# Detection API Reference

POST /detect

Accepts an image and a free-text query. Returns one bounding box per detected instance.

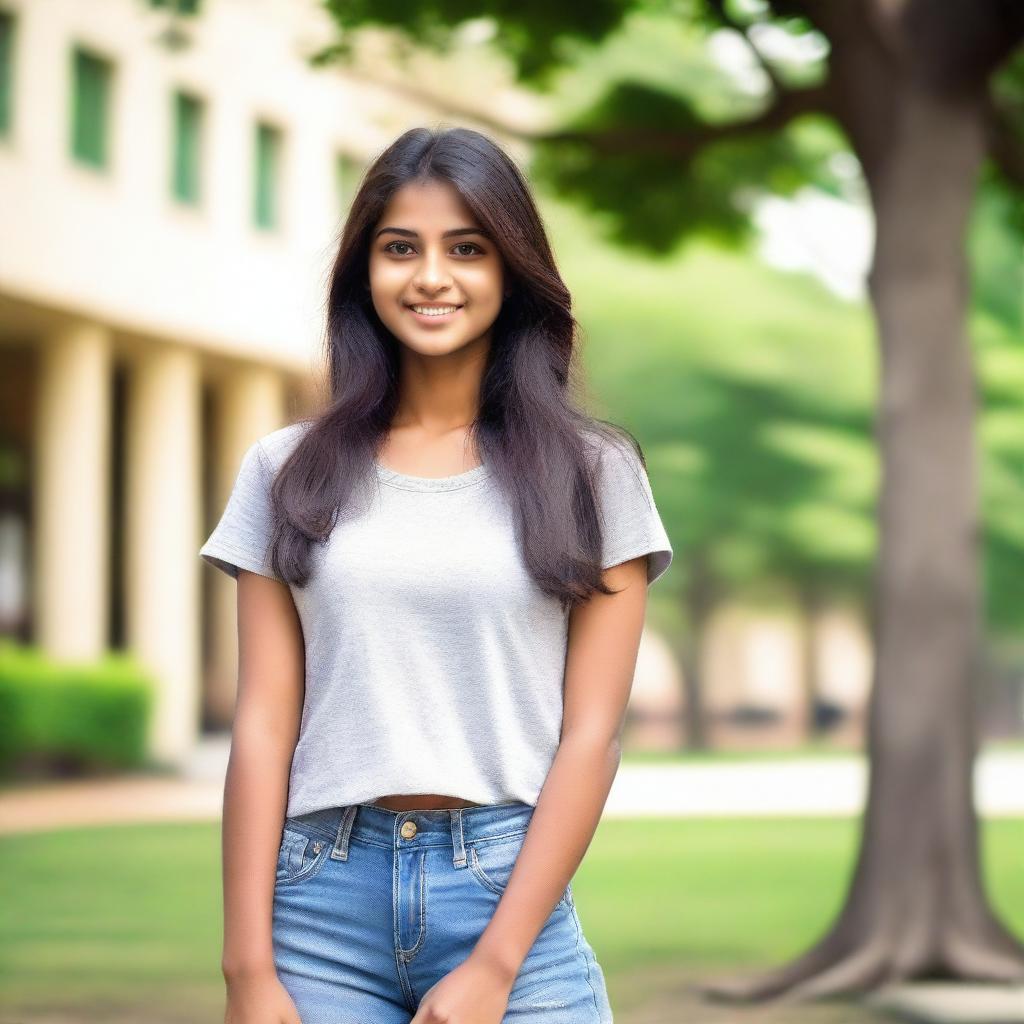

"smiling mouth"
[406,303,463,320]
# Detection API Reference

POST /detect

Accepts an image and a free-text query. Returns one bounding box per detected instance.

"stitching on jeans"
[367,833,529,851]
[400,852,428,960]
[304,829,533,853]
[467,845,505,897]
[468,844,571,911]
[286,818,340,844]
[564,880,575,912]
[332,804,357,861]
[571,904,604,1021]
[288,820,532,850]
[275,833,330,887]
[470,827,530,846]
[275,831,305,881]
[450,808,467,867]
[392,848,416,1009]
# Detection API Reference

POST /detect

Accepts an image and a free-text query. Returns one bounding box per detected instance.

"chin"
[396,333,469,354]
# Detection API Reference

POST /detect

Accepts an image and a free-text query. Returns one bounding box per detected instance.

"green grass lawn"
[2,816,1022,1021]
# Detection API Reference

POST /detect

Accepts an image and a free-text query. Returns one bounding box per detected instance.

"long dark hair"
[268,125,645,609]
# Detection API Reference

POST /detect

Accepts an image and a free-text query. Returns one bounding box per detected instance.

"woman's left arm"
[409,554,650,1023]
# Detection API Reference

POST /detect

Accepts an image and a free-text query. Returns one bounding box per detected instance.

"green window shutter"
[335,152,362,217]
[149,0,202,13]
[253,121,282,230]
[172,90,202,204]
[70,47,112,168]
[0,11,14,138]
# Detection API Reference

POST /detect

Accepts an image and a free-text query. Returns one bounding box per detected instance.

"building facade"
[0,0,468,767]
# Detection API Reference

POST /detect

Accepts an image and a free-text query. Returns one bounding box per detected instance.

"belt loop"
[330,804,358,861]
[450,808,467,868]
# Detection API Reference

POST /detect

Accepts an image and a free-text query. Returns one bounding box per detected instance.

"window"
[334,151,362,217]
[171,90,203,204]
[70,46,113,169]
[0,10,14,138]
[253,120,282,230]
[148,0,202,13]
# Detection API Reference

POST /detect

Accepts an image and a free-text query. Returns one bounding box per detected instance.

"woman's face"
[368,179,506,358]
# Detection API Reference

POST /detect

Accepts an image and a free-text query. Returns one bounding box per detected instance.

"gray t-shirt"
[199,421,672,817]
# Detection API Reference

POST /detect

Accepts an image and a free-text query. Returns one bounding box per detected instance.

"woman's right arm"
[221,569,305,1020]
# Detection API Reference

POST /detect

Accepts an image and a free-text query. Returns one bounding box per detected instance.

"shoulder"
[578,423,645,477]
[578,423,658,518]
[254,419,315,471]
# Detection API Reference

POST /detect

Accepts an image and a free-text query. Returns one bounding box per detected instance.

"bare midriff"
[370,793,485,811]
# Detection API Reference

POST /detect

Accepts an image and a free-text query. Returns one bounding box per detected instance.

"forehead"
[376,179,480,231]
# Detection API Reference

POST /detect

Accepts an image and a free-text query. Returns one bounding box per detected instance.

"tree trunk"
[796,584,824,741]
[698,29,1024,1006]
[679,549,715,751]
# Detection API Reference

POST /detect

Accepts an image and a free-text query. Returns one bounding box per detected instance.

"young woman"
[200,126,672,1024]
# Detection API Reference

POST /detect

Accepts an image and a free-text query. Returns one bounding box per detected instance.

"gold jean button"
[400,820,417,839]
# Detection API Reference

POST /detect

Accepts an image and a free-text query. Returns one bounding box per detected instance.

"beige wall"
[0,0,367,372]
[0,0,370,765]
[0,0,541,767]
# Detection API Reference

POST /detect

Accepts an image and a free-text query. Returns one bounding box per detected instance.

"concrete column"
[204,366,288,727]
[124,345,202,766]
[33,321,112,659]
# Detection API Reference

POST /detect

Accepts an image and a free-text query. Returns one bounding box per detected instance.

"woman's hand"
[409,953,516,1023]
[224,966,302,1023]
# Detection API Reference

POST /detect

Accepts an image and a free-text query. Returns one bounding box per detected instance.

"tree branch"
[986,95,1024,188]
[324,58,831,163]
[323,64,553,140]
[540,82,832,160]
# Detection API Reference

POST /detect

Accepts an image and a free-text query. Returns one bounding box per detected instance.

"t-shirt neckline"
[374,459,491,492]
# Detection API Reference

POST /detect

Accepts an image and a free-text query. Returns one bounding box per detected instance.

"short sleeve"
[199,440,285,583]
[594,438,673,586]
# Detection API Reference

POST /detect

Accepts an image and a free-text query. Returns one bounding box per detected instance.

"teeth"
[411,305,458,316]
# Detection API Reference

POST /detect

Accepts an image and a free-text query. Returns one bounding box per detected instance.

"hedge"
[0,639,155,778]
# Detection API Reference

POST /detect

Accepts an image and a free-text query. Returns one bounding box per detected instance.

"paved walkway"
[866,981,1024,1023]
[1,739,1021,834]
[605,750,1024,818]
[618,964,1024,1024]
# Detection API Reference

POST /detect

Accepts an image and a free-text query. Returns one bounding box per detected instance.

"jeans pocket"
[468,831,572,911]
[275,825,331,887]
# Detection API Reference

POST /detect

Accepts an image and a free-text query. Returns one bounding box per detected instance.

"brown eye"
[454,243,483,256]
[384,241,414,255]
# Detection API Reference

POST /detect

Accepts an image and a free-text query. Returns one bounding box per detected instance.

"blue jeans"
[272,800,615,1023]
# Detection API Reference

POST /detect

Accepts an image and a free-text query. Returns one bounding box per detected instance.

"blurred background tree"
[318,0,1024,1004]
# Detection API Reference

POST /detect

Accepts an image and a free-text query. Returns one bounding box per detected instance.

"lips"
[405,302,464,324]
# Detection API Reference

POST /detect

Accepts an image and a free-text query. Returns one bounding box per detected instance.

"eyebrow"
[374,226,491,241]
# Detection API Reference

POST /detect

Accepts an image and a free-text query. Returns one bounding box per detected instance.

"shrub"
[0,639,155,779]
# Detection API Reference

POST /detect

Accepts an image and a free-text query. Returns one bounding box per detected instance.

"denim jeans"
[272,800,615,1023]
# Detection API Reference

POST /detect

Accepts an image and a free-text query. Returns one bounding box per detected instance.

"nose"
[413,247,453,295]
